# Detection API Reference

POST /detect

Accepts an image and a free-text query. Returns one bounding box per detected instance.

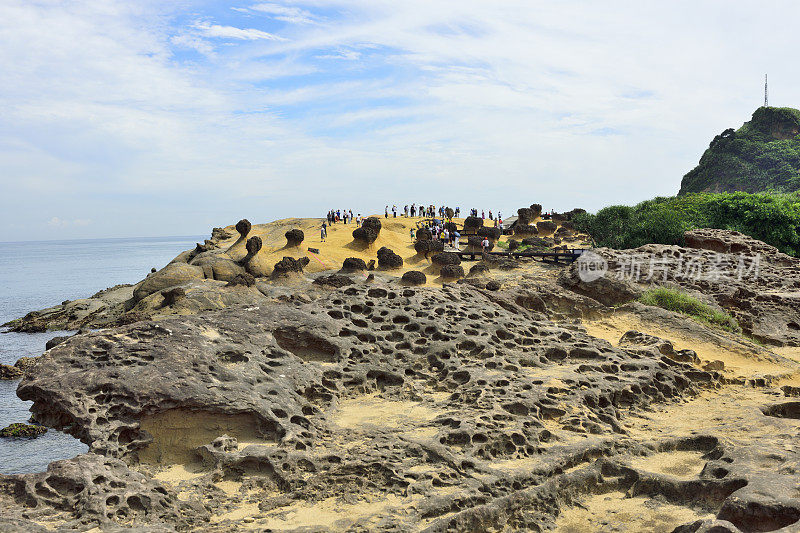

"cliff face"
[679,107,800,194]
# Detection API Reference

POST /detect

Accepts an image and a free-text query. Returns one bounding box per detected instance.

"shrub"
[638,287,741,333]
[574,192,800,256]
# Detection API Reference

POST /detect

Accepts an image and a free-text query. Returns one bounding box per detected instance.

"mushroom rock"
[468,263,490,278]
[440,264,465,279]
[401,270,427,286]
[285,229,304,247]
[432,252,461,267]
[352,227,379,245]
[414,239,444,256]
[445,207,455,219]
[341,257,367,272]
[244,236,262,261]
[377,247,404,270]
[477,227,501,241]
[235,219,251,237]
[463,216,483,232]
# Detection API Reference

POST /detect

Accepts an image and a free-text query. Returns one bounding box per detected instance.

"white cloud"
[193,21,285,41]
[249,3,318,24]
[1,0,799,241]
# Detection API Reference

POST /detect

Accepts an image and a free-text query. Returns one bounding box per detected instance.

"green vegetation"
[573,192,800,256]
[638,287,741,333]
[0,423,47,438]
[680,107,800,194]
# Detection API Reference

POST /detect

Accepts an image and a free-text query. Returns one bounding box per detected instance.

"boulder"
[341,257,367,272]
[401,270,427,286]
[517,208,535,224]
[362,217,382,233]
[468,263,490,277]
[377,247,403,269]
[415,239,444,256]
[467,235,493,251]
[432,252,461,266]
[352,227,379,245]
[477,227,502,240]
[508,240,520,251]
[271,257,310,278]
[537,221,557,234]
[514,224,538,236]
[285,229,304,247]
[440,265,465,279]
[463,216,483,232]
[529,204,543,217]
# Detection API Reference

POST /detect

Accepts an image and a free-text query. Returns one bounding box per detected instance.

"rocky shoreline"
[2,215,800,532]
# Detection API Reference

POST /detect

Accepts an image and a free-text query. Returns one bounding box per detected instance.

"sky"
[1,0,798,241]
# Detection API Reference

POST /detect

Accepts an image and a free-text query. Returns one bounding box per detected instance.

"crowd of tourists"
[321,204,507,247]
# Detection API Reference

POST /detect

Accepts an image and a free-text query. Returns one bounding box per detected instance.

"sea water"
[0,235,203,474]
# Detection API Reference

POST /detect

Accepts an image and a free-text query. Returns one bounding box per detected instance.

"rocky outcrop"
[0,453,203,529]
[7,280,740,531]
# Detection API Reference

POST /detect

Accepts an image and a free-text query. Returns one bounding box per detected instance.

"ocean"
[0,235,204,474]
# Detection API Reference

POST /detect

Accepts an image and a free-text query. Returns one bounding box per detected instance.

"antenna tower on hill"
[765,74,769,107]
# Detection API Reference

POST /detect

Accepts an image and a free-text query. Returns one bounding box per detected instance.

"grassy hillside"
[573,192,800,256]
[679,107,800,194]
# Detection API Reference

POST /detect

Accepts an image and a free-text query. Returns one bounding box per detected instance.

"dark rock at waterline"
[0,423,46,438]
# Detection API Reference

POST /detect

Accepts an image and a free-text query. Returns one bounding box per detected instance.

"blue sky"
[1,0,798,240]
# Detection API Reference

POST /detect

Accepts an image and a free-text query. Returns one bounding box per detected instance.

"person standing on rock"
[392,205,397,217]
[410,228,415,242]
[482,237,490,253]
[321,221,327,242]
[385,206,389,218]
[453,230,460,249]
